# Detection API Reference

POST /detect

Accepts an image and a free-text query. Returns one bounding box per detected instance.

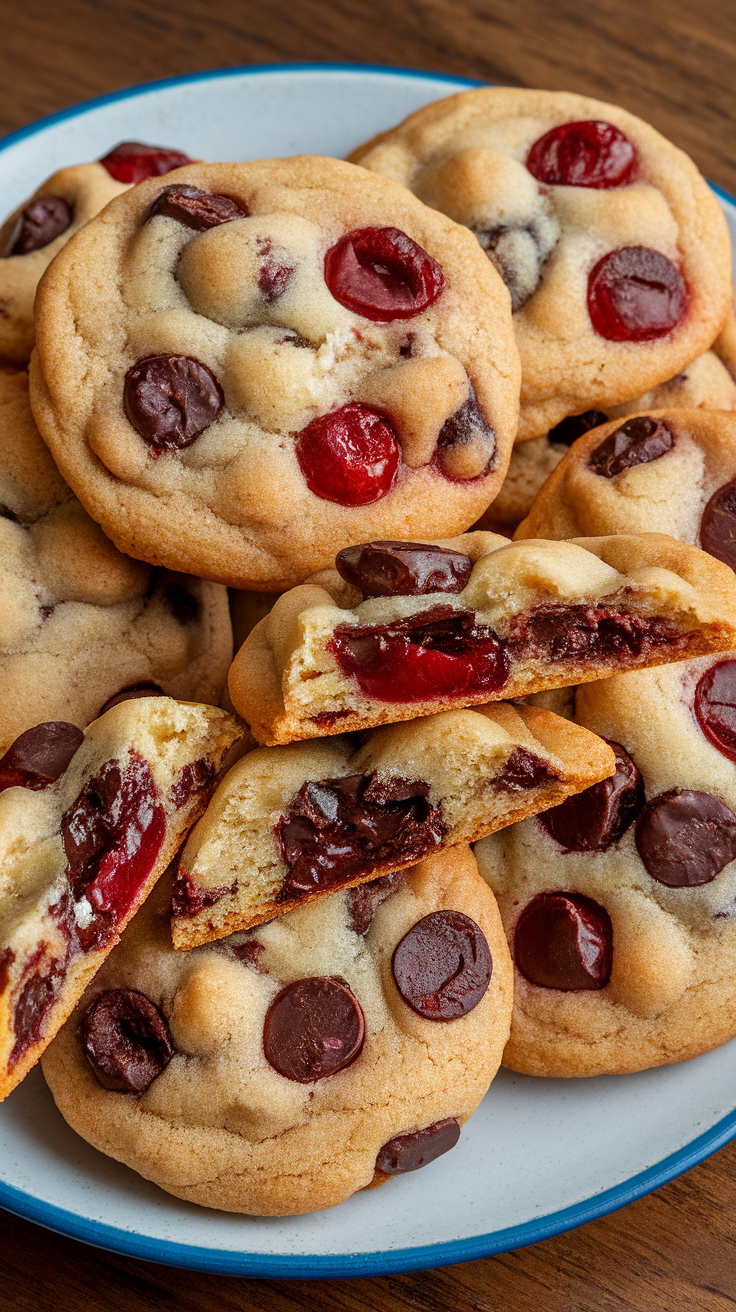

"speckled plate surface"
[2,63,736,1279]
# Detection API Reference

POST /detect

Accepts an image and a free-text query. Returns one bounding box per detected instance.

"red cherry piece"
[295,403,399,506]
[124,354,224,451]
[329,606,509,703]
[587,247,687,342]
[635,788,736,887]
[695,661,736,762]
[514,893,612,990]
[0,722,84,794]
[99,142,193,184]
[60,753,166,950]
[263,976,365,1082]
[392,910,492,1020]
[81,988,174,1092]
[324,226,445,321]
[701,479,736,571]
[526,120,638,189]
[10,949,67,1067]
[541,741,644,851]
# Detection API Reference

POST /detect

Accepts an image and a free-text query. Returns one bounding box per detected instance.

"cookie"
[0,142,194,365]
[515,410,736,573]
[0,697,245,1100]
[228,531,736,745]
[29,156,520,590]
[476,654,736,1075]
[42,843,511,1215]
[350,87,732,441]
[480,350,736,533]
[172,700,614,947]
[0,369,232,752]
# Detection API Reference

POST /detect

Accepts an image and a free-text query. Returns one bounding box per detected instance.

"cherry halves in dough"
[0,697,245,1101]
[228,530,736,745]
[171,699,614,948]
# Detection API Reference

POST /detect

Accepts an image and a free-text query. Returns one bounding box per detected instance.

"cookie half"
[171,700,614,947]
[42,844,511,1215]
[350,87,732,440]
[0,697,245,1100]
[476,655,736,1075]
[228,531,736,744]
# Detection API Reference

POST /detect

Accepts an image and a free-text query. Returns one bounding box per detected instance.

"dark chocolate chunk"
[392,911,492,1020]
[80,988,174,1092]
[6,196,73,256]
[346,871,405,935]
[494,747,559,793]
[695,660,736,762]
[588,416,674,478]
[540,740,643,850]
[0,948,14,995]
[276,773,446,901]
[11,954,66,1066]
[170,870,236,918]
[150,184,248,230]
[0,722,84,793]
[375,1118,460,1175]
[548,410,609,447]
[335,541,473,598]
[263,976,365,1082]
[124,354,224,451]
[635,788,736,886]
[514,892,612,990]
[435,389,497,481]
[507,603,685,663]
[701,479,736,572]
[97,684,165,717]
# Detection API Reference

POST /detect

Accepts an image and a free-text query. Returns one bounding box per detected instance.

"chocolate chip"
[346,871,405,935]
[276,773,445,901]
[435,389,496,480]
[6,196,73,256]
[494,746,559,793]
[507,603,683,663]
[0,721,84,793]
[162,583,199,625]
[80,988,174,1092]
[540,740,644,850]
[695,660,736,761]
[635,788,736,887]
[336,541,473,598]
[170,870,236,917]
[375,1118,460,1175]
[150,184,248,231]
[124,354,224,451]
[97,684,164,717]
[588,416,674,478]
[701,480,736,571]
[548,410,609,447]
[514,893,612,990]
[392,911,492,1021]
[263,976,365,1082]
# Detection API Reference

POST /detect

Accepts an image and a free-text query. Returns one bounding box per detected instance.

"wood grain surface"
[2,0,736,1307]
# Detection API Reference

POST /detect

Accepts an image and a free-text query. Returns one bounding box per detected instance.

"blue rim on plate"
[1,61,736,1280]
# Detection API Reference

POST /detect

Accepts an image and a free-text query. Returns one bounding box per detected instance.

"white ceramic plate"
[2,63,736,1280]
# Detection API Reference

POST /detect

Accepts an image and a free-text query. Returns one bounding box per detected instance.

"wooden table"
[2,0,736,1307]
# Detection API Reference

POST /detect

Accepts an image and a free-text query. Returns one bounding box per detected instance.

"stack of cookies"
[2,86,736,1217]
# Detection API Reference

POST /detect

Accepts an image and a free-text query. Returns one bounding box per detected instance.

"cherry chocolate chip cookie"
[171,700,614,947]
[350,88,732,441]
[0,696,245,1100]
[29,157,520,590]
[0,369,232,752]
[42,844,512,1215]
[0,141,194,365]
[228,530,736,745]
[476,653,736,1075]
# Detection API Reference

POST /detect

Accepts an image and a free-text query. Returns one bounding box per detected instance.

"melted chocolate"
[335,541,473,598]
[435,389,497,481]
[392,911,492,1020]
[495,747,559,793]
[701,480,736,572]
[507,604,686,663]
[541,740,644,850]
[346,871,405,935]
[0,721,84,793]
[635,788,736,887]
[263,976,365,1082]
[170,870,236,918]
[695,660,736,762]
[514,893,612,990]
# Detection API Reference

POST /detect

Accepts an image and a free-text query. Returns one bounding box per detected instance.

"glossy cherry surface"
[295,403,399,505]
[587,246,687,341]
[324,226,445,321]
[526,120,638,188]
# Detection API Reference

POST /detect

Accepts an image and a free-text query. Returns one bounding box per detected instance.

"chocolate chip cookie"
[0,697,244,1100]
[42,843,512,1215]
[29,156,520,590]
[350,88,732,441]
[0,369,232,751]
[228,532,736,745]
[0,142,193,365]
[171,700,614,947]
[476,655,736,1075]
